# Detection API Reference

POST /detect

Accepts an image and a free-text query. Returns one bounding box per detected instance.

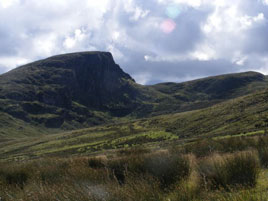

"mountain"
[0,52,140,132]
[0,51,267,137]
[145,71,268,115]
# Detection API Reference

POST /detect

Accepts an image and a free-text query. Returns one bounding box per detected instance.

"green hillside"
[1,87,268,160]
[1,52,268,201]
[0,52,267,138]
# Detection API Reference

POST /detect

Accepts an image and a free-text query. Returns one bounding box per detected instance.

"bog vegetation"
[1,135,268,201]
[1,53,268,200]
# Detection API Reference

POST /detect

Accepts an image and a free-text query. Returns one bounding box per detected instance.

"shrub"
[117,147,150,156]
[107,176,163,201]
[0,167,30,189]
[107,159,127,185]
[171,187,199,201]
[106,152,191,189]
[107,153,147,184]
[198,154,226,190]
[145,154,191,189]
[183,137,258,157]
[258,147,268,168]
[184,139,224,157]
[257,137,268,168]
[198,151,260,190]
[36,159,69,184]
[224,151,260,187]
[88,158,105,169]
[209,189,268,201]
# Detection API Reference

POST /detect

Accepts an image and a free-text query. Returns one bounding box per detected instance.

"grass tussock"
[1,136,268,200]
[198,151,260,190]
[145,153,191,189]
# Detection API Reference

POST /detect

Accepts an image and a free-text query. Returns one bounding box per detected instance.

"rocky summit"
[0,52,140,129]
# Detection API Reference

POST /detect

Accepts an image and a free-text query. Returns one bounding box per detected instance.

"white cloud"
[199,0,267,65]
[132,73,152,85]
[144,54,187,62]
[0,0,19,8]
[262,0,268,5]
[0,56,30,71]
[123,0,150,21]
[235,57,247,66]
[63,29,86,49]
[158,0,202,8]
[190,51,214,61]
[33,33,58,56]
[106,44,124,60]
[85,0,110,12]
[202,4,265,34]
[112,31,120,41]
[0,0,268,84]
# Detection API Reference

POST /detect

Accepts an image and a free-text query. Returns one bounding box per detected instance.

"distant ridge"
[0,51,267,137]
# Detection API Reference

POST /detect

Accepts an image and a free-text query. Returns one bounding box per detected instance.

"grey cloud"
[111,1,211,54]
[157,8,210,53]
[0,0,267,84]
[0,31,18,56]
[243,22,268,54]
[118,48,241,84]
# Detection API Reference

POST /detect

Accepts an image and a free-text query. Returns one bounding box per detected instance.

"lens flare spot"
[161,19,176,34]
[166,5,181,19]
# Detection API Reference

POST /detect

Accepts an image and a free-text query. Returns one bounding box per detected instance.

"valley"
[1,52,268,200]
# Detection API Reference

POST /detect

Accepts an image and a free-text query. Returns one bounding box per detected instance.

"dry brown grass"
[0,141,267,201]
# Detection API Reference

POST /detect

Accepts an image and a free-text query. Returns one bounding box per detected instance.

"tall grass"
[0,137,268,201]
[198,151,260,190]
[145,153,191,189]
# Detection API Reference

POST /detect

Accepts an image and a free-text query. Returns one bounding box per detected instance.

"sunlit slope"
[1,88,268,159]
[144,71,268,116]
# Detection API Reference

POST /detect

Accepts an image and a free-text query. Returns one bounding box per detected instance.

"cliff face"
[0,52,136,107]
[39,52,135,107]
[0,52,139,128]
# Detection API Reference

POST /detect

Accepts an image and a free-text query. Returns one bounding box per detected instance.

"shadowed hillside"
[0,51,267,137]
[0,52,140,132]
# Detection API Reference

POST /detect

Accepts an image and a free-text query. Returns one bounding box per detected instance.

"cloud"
[263,0,268,5]
[0,56,30,72]
[0,0,267,84]
[63,29,87,49]
[0,0,20,8]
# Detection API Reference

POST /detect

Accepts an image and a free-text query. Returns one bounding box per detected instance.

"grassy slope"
[0,111,59,139]
[132,71,268,117]
[1,88,268,160]
[0,52,267,138]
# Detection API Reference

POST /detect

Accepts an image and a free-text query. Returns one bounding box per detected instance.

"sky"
[0,0,268,84]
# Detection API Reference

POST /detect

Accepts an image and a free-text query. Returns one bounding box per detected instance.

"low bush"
[35,159,69,184]
[257,137,268,168]
[107,177,163,201]
[88,158,105,169]
[145,153,191,189]
[258,147,268,168]
[106,152,191,189]
[183,139,224,157]
[0,166,30,189]
[224,151,260,187]
[209,189,268,201]
[107,159,127,185]
[107,154,146,184]
[117,147,150,156]
[183,137,257,157]
[198,151,260,190]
